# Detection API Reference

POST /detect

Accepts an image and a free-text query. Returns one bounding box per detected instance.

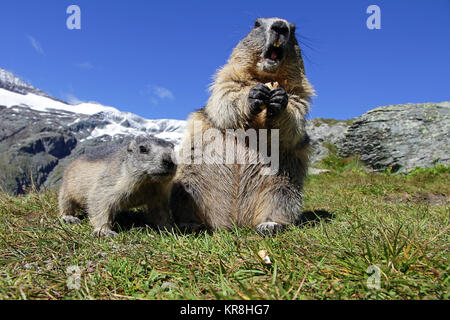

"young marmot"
[58,136,176,237]
[171,17,314,235]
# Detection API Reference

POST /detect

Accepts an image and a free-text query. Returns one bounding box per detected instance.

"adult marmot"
[59,136,176,237]
[171,17,314,235]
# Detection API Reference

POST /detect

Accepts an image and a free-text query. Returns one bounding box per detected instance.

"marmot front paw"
[61,215,81,225]
[267,87,288,118]
[256,222,285,236]
[248,83,270,115]
[92,228,118,238]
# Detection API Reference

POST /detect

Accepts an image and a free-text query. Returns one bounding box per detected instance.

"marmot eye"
[139,145,149,154]
[254,20,261,28]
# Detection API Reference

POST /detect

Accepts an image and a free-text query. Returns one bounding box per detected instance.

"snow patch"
[0,86,186,146]
[0,88,119,115]
[88,110,186,144]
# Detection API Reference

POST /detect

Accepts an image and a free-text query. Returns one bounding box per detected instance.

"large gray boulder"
[337,102,449,172]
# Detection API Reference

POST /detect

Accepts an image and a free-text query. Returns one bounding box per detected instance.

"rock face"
[338,102,449,173]
[306,119,350,164]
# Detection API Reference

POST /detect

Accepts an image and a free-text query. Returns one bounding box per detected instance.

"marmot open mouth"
[264,45,284,63]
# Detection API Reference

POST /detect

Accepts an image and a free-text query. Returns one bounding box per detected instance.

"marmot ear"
[289,23,296,34]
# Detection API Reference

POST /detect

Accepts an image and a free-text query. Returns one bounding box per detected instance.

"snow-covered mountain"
[0,68,186,145]
[0,67,186,194]
[0,67,51,97]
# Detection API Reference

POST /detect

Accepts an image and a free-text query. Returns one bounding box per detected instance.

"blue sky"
[0,0,449,120]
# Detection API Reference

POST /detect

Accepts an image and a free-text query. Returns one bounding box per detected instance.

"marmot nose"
[271,20,289,36]
[162,153,176,171]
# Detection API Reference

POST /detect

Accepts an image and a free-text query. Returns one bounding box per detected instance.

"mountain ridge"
[0,67,51,98]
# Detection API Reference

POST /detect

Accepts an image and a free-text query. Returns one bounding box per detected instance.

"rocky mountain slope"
[0,68,448,194]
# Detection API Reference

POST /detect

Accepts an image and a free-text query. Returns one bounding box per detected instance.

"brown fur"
[170,18,314,234]
[58,137,176,237]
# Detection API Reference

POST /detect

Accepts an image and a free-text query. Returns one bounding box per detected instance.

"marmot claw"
[61,215,81,225]
[256,222,285,236]
[92,229,119,238]
[267,87,288,117]
[248,83,270,115]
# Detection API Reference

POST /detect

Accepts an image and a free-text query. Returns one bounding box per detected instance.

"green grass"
[317,142,364,173]
[0,167,448,300]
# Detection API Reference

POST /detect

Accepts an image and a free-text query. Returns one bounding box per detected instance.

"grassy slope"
[0,166,448,300]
